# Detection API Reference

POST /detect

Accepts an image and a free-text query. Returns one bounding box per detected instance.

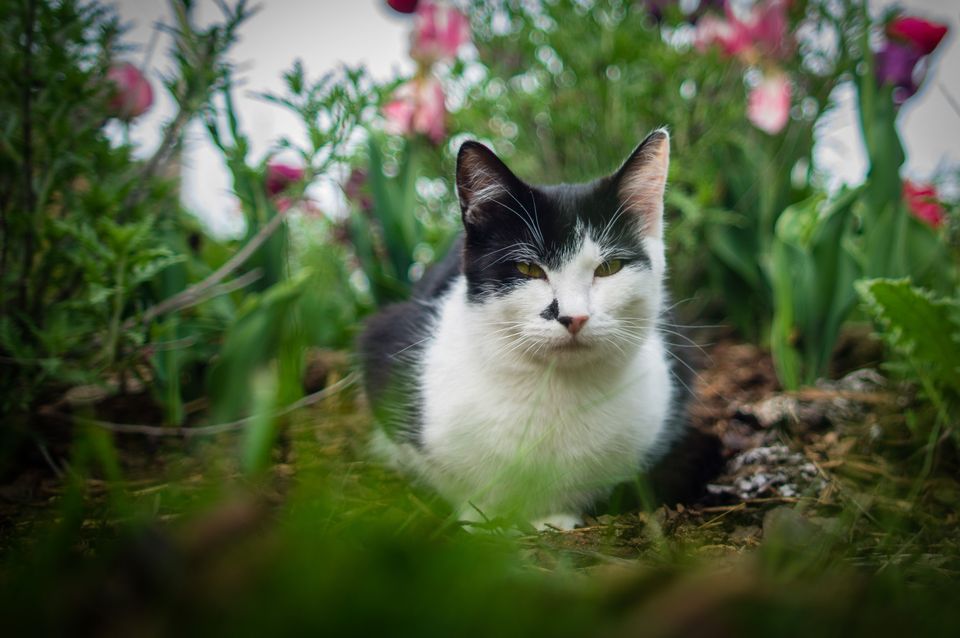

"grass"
[1,341,959,637]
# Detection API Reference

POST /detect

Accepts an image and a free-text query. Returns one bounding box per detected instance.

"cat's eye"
[594,259,624,277]
[515,262,546,279]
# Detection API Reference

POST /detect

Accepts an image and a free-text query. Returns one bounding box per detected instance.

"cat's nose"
[558,315,589,335]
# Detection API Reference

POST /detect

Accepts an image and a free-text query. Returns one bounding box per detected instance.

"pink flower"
[903,180,946,228]
[265,162,304,196]
[387,0,419,13]
[694,0,791,62]
[743,0,791,58]
[274,196,323,217]
[694,14,740,53]
[383,76,446,144]
[106,62,153,120]
[747,73,791,134]
[411,1,470,64]
[887,16,948,56]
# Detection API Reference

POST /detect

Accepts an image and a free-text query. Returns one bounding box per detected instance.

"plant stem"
[18,0,37,317]
[105,253,128,366]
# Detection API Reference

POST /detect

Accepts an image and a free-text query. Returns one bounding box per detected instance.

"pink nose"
[559,315,589,335]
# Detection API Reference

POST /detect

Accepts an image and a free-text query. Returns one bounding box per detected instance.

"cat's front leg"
[531,513,583,531]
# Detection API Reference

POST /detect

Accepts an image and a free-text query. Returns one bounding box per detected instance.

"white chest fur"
[384,278,674,527]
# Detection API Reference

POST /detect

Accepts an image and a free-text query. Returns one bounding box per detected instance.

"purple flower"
[875,41,923,104]
[642,0,673,23]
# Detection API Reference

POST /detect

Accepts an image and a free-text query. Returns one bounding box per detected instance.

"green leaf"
[207,271,311,423]
[856,278,960,393]
[240,367,280,476]
[768,190,861,388]
[705,225,762,292]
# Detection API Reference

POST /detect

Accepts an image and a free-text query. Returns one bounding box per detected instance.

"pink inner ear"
[618,135,669,236]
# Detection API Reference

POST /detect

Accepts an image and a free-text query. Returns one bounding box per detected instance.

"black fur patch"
[540,299,559,321]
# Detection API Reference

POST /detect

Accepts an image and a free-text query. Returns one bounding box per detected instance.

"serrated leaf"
[857,278,960,393]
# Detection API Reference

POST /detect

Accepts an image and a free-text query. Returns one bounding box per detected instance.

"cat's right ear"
[615,128,670,238]
[456,141,523,226]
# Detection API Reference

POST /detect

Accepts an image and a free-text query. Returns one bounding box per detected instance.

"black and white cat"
[360,129,695,530]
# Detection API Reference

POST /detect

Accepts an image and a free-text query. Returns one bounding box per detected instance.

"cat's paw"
[532,513,583,532]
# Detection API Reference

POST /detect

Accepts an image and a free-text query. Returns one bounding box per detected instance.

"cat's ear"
[614,128,670,237]
[456,141,524,226]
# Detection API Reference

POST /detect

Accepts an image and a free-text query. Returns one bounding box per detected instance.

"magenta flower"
[411,1,470,64]
[694,14,740,53]
[106,62,153,120]
[265,162,304,196]
[903,180,946,229]
[747,73,791,134]
[387,0,419,13]
[875,15,948,105]
[887,16,948,56]
[383,75,447,144]
[744,0,791,58]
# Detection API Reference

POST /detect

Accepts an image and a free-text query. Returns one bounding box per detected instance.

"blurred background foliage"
[1,0,959,635]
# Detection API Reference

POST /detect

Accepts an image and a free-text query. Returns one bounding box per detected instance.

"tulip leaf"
[769,189,861,388]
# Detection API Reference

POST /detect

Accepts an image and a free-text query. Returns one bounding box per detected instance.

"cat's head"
[455,129,670,367]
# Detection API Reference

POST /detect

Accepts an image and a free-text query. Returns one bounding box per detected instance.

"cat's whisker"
[529,188,544,250]
[480,241,540,269]
[667,369,697,405]
[389,335,435,358]
[502,187,544,248]
[659,320,728,330]
[599,335,628,358]
[663,348,708,388]
[654,328,708,353]
[594,198,631,249]
[660,296,698,313]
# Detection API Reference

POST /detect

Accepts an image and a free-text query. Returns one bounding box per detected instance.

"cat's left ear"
[455,141,525,228]
[614,128,670,238]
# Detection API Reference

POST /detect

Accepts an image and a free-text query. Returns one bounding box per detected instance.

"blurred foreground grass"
[2,346,959,638]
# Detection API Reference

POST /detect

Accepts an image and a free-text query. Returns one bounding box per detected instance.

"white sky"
[111,0,960,236]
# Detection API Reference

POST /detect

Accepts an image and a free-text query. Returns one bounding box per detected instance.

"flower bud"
[106,62,153,120]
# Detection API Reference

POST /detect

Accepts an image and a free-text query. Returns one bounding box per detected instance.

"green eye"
[595,259,624,277]
[516,262,546,279]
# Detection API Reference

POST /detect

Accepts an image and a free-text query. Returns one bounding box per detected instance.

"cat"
[359,129,706,531]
